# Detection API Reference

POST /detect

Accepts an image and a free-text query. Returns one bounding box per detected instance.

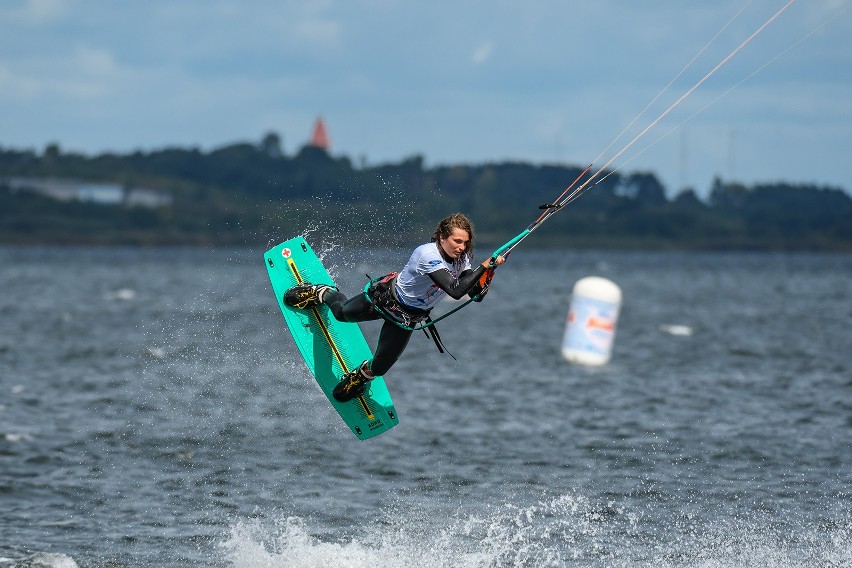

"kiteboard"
[264,236,399,440]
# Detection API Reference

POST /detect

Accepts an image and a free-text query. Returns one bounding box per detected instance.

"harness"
[363,272,486,359]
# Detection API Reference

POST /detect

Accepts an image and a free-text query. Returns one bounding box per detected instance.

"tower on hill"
[309,116,330,150]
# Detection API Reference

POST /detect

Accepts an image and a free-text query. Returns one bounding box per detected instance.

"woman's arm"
[428,265,486,300]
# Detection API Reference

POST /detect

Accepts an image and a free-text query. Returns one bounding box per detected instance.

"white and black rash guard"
[394,242,485,310]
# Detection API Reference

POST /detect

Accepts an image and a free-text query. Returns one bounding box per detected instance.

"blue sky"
[1,0,850,197]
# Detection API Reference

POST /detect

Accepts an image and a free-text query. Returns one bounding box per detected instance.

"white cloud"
[0,64,39,99]
[0,45,124,102]
[471,42,493,65]
[74,46,119,77]
[293,17,341,49]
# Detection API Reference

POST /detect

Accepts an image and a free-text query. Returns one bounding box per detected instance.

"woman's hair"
[431,212,475,261]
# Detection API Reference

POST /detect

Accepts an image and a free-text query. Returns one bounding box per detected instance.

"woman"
[284,213,505,402]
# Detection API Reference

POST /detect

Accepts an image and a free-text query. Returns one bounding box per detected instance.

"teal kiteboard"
[264,236,398,440]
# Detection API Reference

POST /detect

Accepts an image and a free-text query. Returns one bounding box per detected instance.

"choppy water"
[1,244,850,567]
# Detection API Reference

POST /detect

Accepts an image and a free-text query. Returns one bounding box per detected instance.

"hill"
[2,134,851,250]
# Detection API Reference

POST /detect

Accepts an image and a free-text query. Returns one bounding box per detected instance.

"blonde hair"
[431,213,475,261]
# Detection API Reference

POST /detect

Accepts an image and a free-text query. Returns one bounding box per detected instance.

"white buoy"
[561,276,622,366]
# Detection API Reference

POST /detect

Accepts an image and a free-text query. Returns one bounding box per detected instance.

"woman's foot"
[284,283,335,309]
[332,361,374,402]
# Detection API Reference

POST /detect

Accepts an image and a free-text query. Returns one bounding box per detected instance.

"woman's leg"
[323,289,412,377]
[369,319,413,376]
[323,290,378,323]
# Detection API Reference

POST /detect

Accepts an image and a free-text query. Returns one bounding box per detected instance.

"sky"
[1,0,850,197]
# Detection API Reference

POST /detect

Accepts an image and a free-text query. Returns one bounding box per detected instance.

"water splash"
[0,553,80,568]
[219,493,851,568]
[219,494,618,567]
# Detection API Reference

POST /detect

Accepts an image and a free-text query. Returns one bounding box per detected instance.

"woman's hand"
[482,255,505,268]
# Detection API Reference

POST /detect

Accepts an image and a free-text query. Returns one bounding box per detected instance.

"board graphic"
[264,236,398,440]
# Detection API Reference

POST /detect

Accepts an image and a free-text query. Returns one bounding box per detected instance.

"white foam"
[4,553,79,568]
[106,288,136,301]
[659,323,693,336]
[219,495,612,568]
[4,433,32,442]
[218,494,852,568]
[221,516,465,568]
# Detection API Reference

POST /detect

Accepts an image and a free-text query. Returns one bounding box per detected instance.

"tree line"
[2,133,851,250]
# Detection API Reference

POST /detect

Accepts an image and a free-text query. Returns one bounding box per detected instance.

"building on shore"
[3,177,172,208]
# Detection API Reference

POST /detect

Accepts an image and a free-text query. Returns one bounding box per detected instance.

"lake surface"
[1,244,850,567]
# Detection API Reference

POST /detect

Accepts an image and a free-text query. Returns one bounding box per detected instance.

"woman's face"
[439,227,470,259]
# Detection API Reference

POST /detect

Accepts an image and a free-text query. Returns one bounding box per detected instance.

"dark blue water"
[1,245,850,567]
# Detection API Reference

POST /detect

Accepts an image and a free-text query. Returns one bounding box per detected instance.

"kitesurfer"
[284,213,505,402]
